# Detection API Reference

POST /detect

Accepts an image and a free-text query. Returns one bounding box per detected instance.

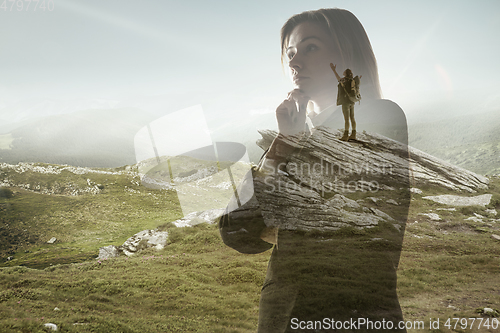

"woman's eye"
[306,44,318,52]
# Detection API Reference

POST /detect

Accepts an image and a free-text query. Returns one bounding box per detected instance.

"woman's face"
[285,22,339,101]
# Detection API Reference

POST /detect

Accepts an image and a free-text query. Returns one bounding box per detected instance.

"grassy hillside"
[408,109,500,175]
[0,163,182,266]
[1,164,500,332]
[0,224,270,332]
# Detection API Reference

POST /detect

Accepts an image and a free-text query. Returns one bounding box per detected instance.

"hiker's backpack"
[339,76,361,104]
[349,76,362,104]
[349,75,361,103]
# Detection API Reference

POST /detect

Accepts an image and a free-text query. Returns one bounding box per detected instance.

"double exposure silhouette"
[219,8,411,333]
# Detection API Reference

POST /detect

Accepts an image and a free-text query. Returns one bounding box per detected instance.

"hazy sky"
[1,0,499,118]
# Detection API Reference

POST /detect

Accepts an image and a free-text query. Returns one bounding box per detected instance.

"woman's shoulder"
[320,99,407,123]
[358,99,408,144]
[358,99,407,123]
[362,98,404,111]
[319,98,409,144]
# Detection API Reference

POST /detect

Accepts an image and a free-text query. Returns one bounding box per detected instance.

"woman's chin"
[294,82,333,95]
[293,84,312,95]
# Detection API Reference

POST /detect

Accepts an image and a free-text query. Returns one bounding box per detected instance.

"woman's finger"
[277,99,295,115]
[284,95,298,118]
[289,90,309,115]
[276,90,309,135]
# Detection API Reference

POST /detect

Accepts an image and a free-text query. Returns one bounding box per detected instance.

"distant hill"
[0,98,121,133]
[408,109,500,175]
[1,89,499,174]
[0,108,154,168]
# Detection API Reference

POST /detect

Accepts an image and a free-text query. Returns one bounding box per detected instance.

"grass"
[408,110,500,176]
[397,177,500,332]
[0,163,183,265]
[0,165,499,332]
[421,140,500,176]
[0,221,499,332]
[0,224,270,333]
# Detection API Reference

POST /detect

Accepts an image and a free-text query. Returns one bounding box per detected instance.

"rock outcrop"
[257,129,489,193]
[226,128,410,233]
[97,245,120,259]
[120,229,169,256]
[97,229,168,259]
[0,162,136,196]
[423,194,492,207]
[96,210,223,259]
[228,128,490,233]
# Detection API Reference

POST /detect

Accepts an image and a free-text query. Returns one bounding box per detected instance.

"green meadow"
[0,164,499,332]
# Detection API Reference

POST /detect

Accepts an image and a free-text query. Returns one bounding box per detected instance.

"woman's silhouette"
[220,8,410,332]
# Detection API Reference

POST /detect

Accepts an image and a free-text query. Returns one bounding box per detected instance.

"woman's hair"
[281,8,382,99]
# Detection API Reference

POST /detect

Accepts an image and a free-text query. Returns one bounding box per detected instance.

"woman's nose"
[289,55,302,73]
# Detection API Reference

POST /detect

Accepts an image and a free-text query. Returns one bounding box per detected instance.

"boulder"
[97,245,120,260]
[423,194,492,207]
[257,129,489,193]
[245,129,412,234]
[97,229,168,258]
[96,207,226,259]
[43,323,58,331]
[120,230,169,257]
[410,188,423,194]
[420,213,441,221]
[485,209,497,216]
[240,127,489,235]
[466,216,483,223]
[480,307,499,317]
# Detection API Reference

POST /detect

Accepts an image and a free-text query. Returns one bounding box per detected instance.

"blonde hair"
[281,8,382,99]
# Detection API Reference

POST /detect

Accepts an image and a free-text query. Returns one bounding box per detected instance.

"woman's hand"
[276,89,309,136]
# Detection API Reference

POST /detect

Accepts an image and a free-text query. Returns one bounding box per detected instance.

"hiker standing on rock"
[331,64,361,141]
